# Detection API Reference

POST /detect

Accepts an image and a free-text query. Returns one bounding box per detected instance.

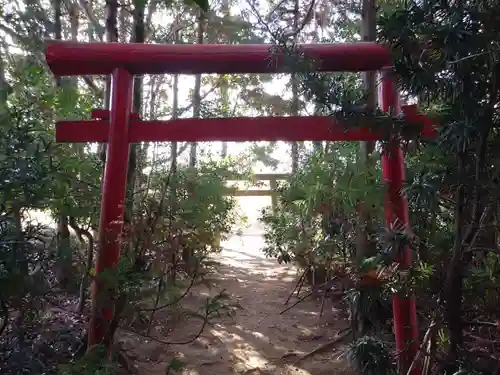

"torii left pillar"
[89,68,133,348]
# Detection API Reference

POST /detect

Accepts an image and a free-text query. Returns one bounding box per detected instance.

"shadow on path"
[127,234,353,375]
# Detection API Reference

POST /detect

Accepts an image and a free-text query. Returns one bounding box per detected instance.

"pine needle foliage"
[343,335,396,375]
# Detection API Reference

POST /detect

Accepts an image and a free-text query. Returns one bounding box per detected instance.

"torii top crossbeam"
[45,41,392,75]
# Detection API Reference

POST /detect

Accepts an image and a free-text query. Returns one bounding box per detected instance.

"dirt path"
[127,233,353,375]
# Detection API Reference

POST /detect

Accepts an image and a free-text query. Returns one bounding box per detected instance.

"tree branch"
[77,0,105,40]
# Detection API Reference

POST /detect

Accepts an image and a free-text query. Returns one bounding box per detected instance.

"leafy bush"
[343,335,395,375]
[260,146,384,277]
[57,345,114,375]
[129,160,243,277]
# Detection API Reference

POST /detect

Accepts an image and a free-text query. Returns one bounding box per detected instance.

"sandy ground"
[123,197,354,375]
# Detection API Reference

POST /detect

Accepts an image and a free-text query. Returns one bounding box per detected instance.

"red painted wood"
[45,41,392,76]
[91,109,110,119]
[88,69,134,349]
[380,70,420,375]
[91,108,140,120]
[56,114,437,143]
[57,120,107,142]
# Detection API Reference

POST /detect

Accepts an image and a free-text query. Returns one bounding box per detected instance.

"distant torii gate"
[45,41,435,375]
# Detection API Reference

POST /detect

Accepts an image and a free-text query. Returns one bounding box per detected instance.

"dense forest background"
[1,0,500,374]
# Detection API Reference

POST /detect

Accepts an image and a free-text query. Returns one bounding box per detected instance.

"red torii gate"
[45,41,434,374]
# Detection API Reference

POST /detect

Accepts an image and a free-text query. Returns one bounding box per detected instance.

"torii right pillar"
[380,67,420,375]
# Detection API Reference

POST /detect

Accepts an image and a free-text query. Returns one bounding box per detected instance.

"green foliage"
[166,358,185,374]
[0,55,101,373]
[57,345,114,375]
[264,2,500,372]
[0,214,49,324]
[0,58,99,218]
[412,261,434,290]
[260,145,383,269]
[268,42,430,148]
[379,0,500,111]
[344,336,396,375]
[178,163,238,234]
[160,160,241,255]
[378,0,500,371]
[247,142,280,169]
[122,159,245,310]
[0,55,98,297]
[182,0,209,12]
[0,105,53,209]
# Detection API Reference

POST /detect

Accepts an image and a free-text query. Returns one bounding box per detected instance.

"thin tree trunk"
[98,0,118,165]
[444,150,466,371]
[0,40,7,115]
[290,0,300,172]
[220,73,229,158]
[172,77,179,171]
[69,3,83,159]
[119,1,127,43]
[170,45,180,281]
[171,22,180,167]
[220,0,230,158]
[190,11,205,167]
[137,74,157,198]
[312,23,322,154]
[127,0,145,239]
[53,0,72,287]
[71,219,94,314]
[53,0,62,87]
[355,0,377,267]
[86,0,95,41]
[351,0,377,339]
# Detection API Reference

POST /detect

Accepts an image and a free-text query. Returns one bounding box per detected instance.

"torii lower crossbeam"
[45,41,433,375]
[56,107,435,143]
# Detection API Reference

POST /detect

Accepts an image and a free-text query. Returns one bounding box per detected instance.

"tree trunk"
[126,0,145,236]
[0,44,8,115]
[190,11,205,167]
[56,216,71,287]
[220,0,230,158]
[172,72,179,174]
[443,151,466,370]
[220,74,229,157]
[170,60,181,281]
[53,0,72,287]
[119,0,127,43]
[98,0,119,165]
[170,23,180,169]
[0,52,7,118]
[351,0,377,339]
[290,0,300,173]
[170,23,180,173]
[355,0,377,267]
[71,218,94,314]
[53,0,62,87]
